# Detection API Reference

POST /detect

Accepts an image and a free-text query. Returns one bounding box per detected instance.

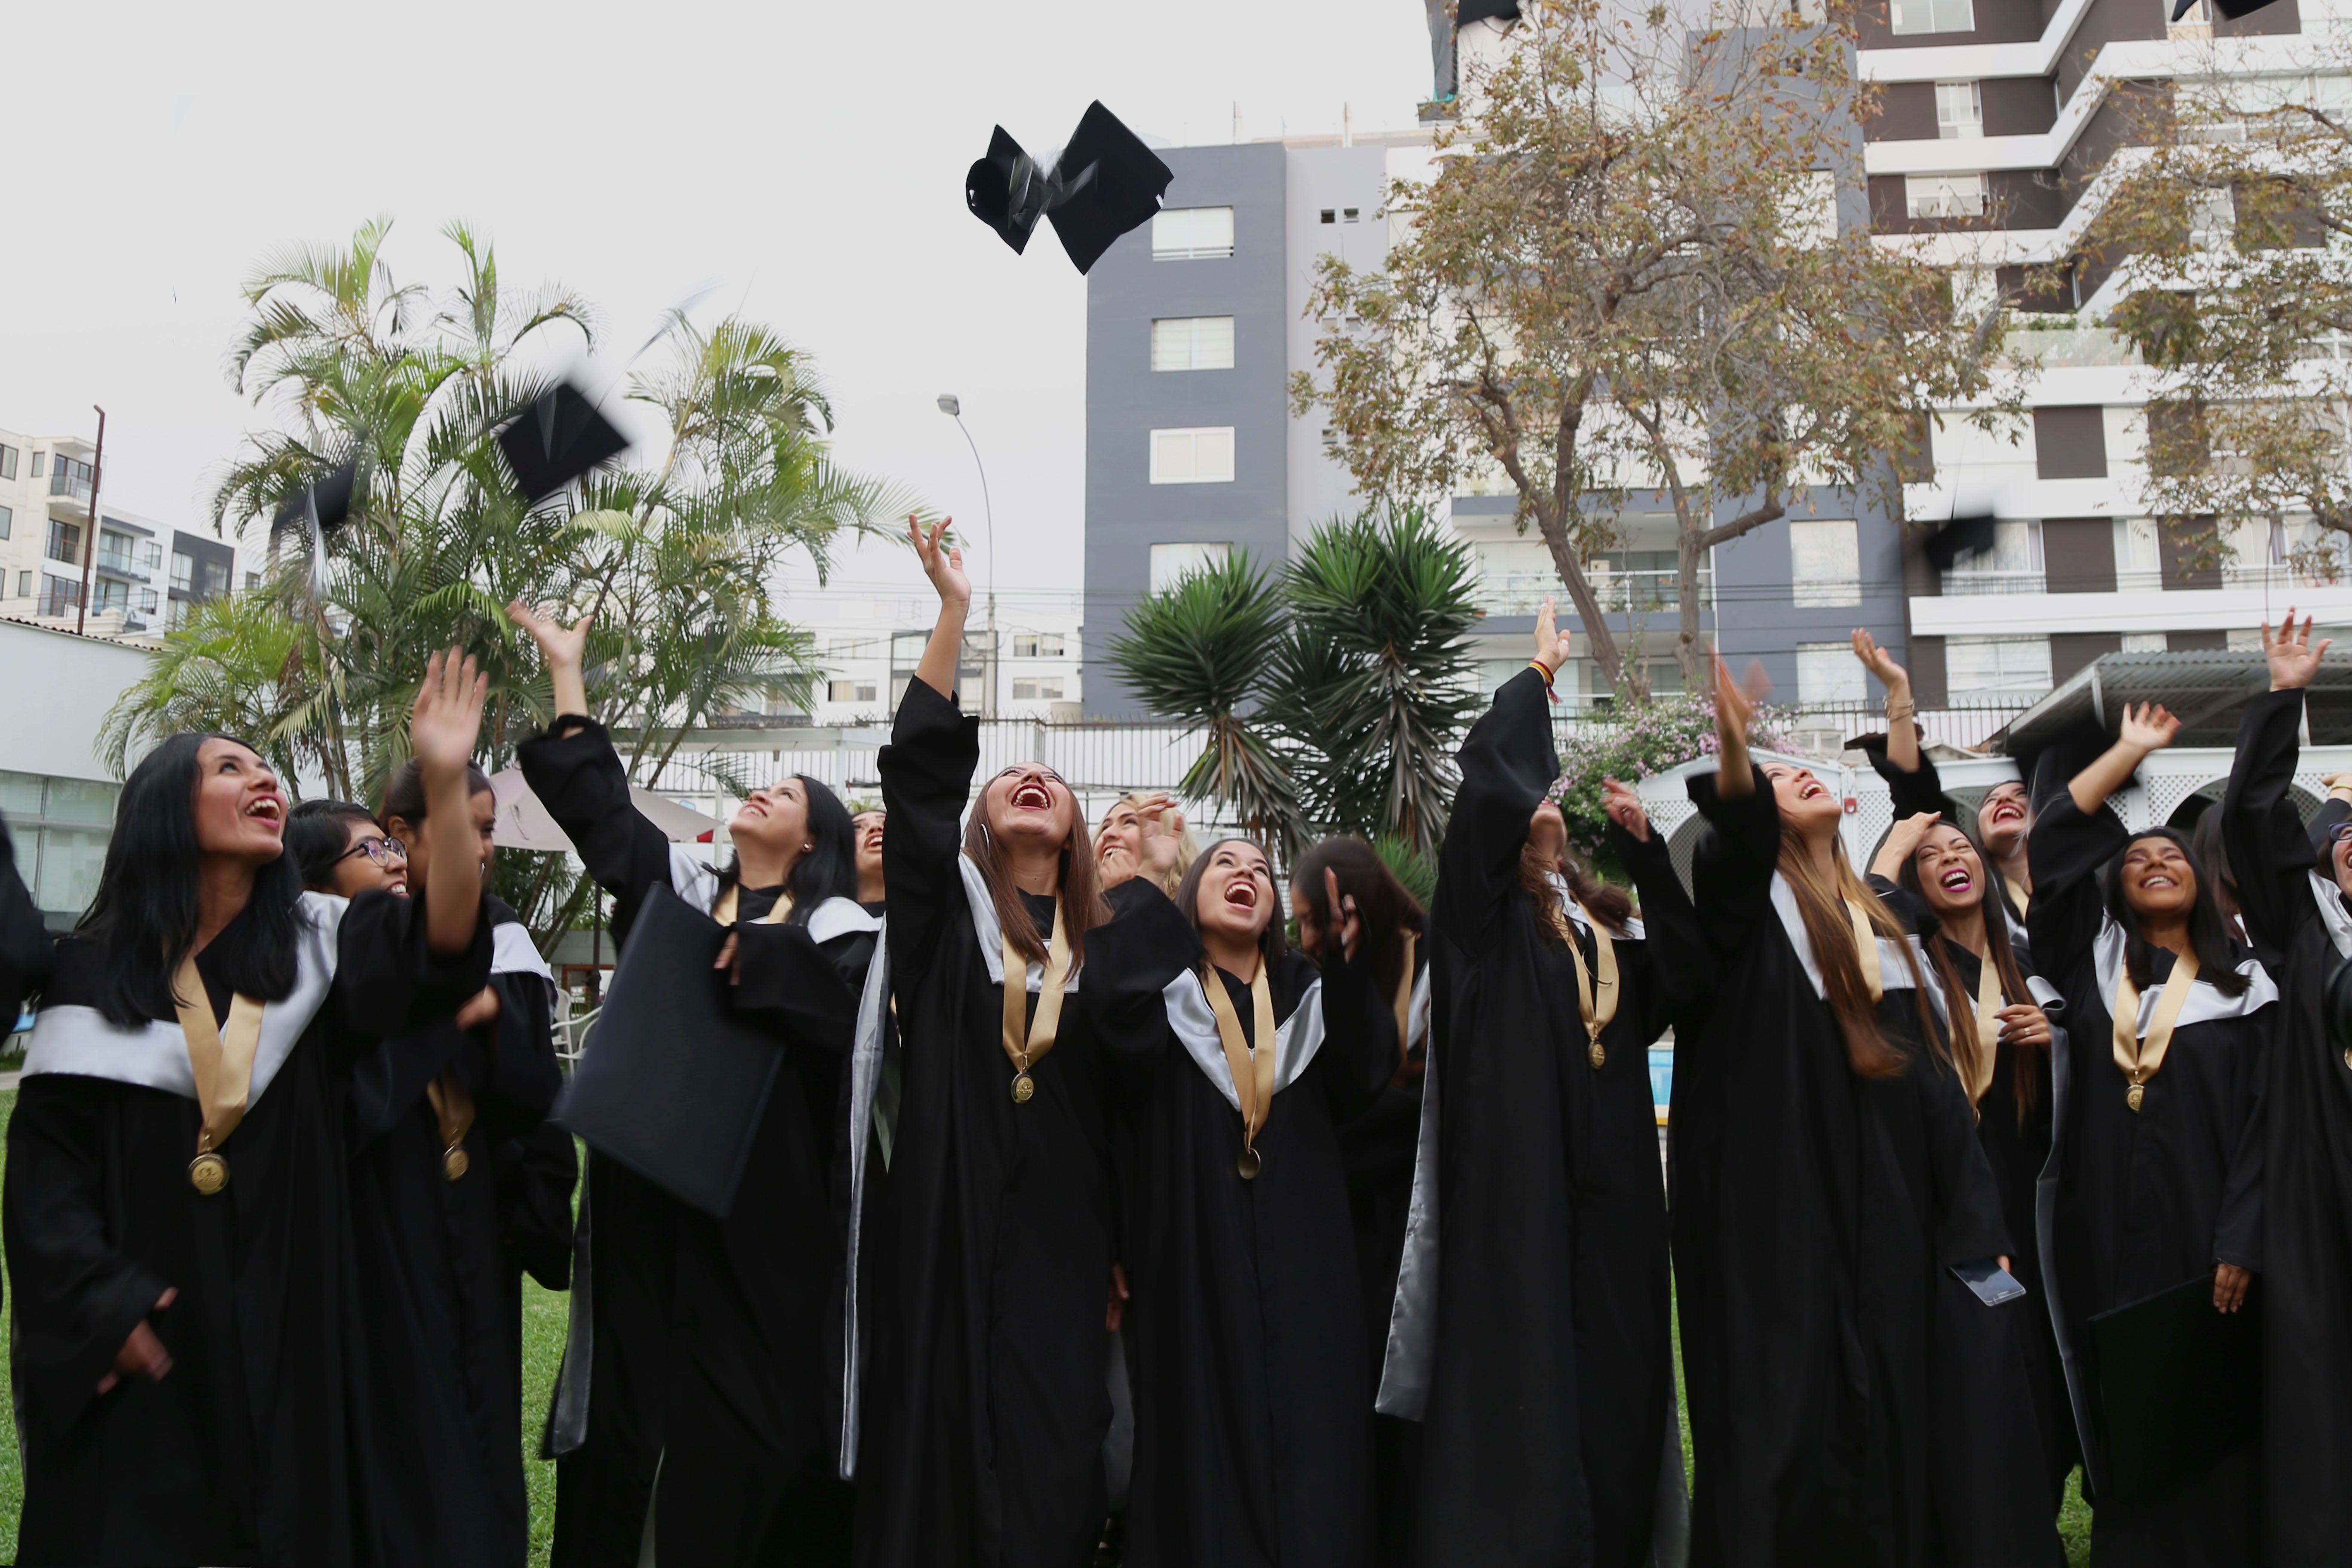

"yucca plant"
[1105,551,1308,859]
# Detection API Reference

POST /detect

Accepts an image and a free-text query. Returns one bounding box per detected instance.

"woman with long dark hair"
[1676,652,2049,1566]
[3,651,493,1568]
[854,519,1146,1568]
[2034,701,2273,1565]
[1385,603,1697,1567]
[287,797,410,897]
[1290,836,1424,1565]
[1869,808,2074,1531]
[1077,836,1392,1565]
[319,764,574,1568]
[2222,613,2351,1565]
[512,601,876,1568]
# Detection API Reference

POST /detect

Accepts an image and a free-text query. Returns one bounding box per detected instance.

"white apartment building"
[0,424,232,643]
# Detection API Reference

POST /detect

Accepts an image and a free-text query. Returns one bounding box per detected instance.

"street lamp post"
[74,406,105,635]
[937,394,998,718]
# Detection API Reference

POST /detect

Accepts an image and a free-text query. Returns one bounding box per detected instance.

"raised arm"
[2225,615,2334,961]
[1605,790,1706,1037]
[908,517,970,702]
[2024,706,2176,982]
[1073,878,1199,1070]
[880,518,981,973]
[1687,650,1782,953]
[411,649,488,957]
[1434,599,1572,948]
[1315,868,1401,1120]
[1852,628,1920,778]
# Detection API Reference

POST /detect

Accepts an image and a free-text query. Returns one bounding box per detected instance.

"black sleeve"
[1076,879,1200,1070]
[1687,766,1784,957]
[332,888,496,1068]
[1864,741,1957,823]
[4,1076,176,1430]
[2025,795,2125,986]
[473,968,565,1138]
[1435,666,1558,951]
[1614,821,1705,1037]
[726,922,868,1047]
[2222,688,2316,965]
[1865,872,1946,945]
[1316,940,1398,1123]
[2308,797,2350,867]
[514,717,678,944]
[879,680,981,1001]
[496,1121,580,1292]
[0,817,50,1024]
[2215,1010,2270,1272]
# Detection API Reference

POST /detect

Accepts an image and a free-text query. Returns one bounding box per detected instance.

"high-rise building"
[0,423,230,642]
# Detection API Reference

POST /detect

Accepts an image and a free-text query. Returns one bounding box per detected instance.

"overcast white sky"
[1,0,1433,617]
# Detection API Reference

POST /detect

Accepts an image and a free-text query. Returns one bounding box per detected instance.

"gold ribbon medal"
[1963,952,2006,1105]
[1001,896,1074,1103]
[426,1073,477,1180]
[170,954,265,1196]
[2113,949,2200,1112]
[1563,905,1620,1068]
[1390,932,1418,1076]
[1204,962,1280,1179]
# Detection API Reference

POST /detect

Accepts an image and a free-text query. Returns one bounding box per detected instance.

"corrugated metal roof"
[1993,650,2352,753]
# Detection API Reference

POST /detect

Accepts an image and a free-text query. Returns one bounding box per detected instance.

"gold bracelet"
[1886,698,1916,723]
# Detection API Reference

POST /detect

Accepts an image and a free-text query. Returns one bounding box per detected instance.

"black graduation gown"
[0,814,50,1028]
[2028,793,2270,1565]
[1081,887,1391,1568]
[1410,663,1693,1568]
[520,717,871,1568]
[1331,946,1424,1568]
[2218,686,2348,1565]
[854,678,1124,1568]
[4,888,490,1568]
[1868,877,2076,1519]
[344,898,574,1568]
[1674,767,2049,1568]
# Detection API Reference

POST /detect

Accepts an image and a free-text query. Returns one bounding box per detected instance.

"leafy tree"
[1293,0,2020,693]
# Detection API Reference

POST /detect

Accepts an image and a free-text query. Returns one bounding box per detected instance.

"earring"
[802,843,814,854]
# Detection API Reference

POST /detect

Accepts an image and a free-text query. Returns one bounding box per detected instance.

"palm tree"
[1104,551,1308,858]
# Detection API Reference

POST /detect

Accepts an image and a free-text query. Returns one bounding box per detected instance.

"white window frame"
[1149,542,1233,592]
[1151,206,1235,260]
[1905,173,1989,220]
[1795,643,1868,704]
[1936,81,1984,139]
[1945,634,2054,697]
[1789,519,1862,607]
[1150,315,1237,372]
[1892,0,1973,35]
[1149,427,1237,485]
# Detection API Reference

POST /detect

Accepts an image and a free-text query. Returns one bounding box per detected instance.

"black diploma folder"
[554,883,780,1216]
[2087,1270,2260,1500]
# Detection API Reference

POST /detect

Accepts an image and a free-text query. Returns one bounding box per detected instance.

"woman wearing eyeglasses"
[2220,614,2346,1566]
[288,800,411,897]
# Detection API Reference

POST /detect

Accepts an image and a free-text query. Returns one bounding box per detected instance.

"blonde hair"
[1097,790,1200,896]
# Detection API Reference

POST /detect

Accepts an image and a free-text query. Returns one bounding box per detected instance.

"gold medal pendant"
[2127,1081,2145,1113]
[189,1150,229,1195]
[1011,1071,1035,1104]
[2343,1047,2351,1072]
[1237,1146,1262,1180]
[1588,1040,1607,1070]
[441,1145,471,1182]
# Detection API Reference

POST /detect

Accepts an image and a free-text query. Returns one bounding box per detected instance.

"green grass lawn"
[0,1088,2095,1566]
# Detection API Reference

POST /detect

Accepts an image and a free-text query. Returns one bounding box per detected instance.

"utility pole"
[74,406,105,635]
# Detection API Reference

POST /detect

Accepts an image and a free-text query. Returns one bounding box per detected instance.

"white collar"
[2310,870,2352,962]
[806,896,882,947]
[1545,871,1645,941]
[490,918,553,982]
[1769,873,1929,1000]
[2093,916,2277,1034]
[23,891,346,1102]
[959,854,1082,993]
[1161,969,1326,1109]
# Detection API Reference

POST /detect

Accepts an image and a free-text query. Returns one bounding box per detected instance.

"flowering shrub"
[1549,692,1790,874]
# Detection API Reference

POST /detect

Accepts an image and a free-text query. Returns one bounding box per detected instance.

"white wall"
[0,617,153,781]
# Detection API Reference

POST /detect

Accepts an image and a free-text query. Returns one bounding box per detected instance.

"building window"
[44,519,81,566]
[0,443,15,480]
[827,680,877,703]
[29,452,43,478]
[137,588,158,613]
[1939,519,2044,595]
[98,530,136,574]
[1320,208,1336,224]
[1013,678,1066,701]
[0,504,11,540]
[2113,518,2162,591]
[48,457,92,501]
[1152,206,1235,260]
[1796,642,1868,704]
[38,574,82,617]
[2120,633,2167,652]
[1936,82,1983,138]
[1012,632,1066,658]
[170,551,194,591]
[1945,635,2054,696]
[1905,174,1988,220]
[1789,519,1862,607]
[1343,207,1360,222]
[1149,427,1236,484]
[201,560,230,598]
[1151,316,1237,372]
[1149,542,1233,592]
[1891,0,1973,33]
[94,579,128,614]
[14,572,28,598]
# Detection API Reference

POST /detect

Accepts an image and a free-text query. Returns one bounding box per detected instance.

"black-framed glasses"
[338,835,407,867]
[2329,821,2352,845]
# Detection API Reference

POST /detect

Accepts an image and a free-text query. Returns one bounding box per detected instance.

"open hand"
[2263,609,2332,692]
[907,515,970,607]
[1326,868,1363,964]
[1601,777,1650,842]
[97,1288,176,1394]
[1995,1002,2051,1049]
[410,650,489,789]
[2118,701,2181,756]
[507,600,592,670]
[1531,595,1574,674]
[1851,628,1909,693]
[1138,794,1186,876]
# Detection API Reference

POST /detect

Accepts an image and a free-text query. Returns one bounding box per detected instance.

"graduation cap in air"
[966,101,1174,275]
[2174,0,2284,20]
[271,457,362,602]
[497,381,631,505]
[1457,0,1523,23]
[1921,514,1998,573]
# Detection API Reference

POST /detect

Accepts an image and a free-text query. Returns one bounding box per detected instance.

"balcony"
[1999,322,2139,370]
[34,583,81,618]
[1479,567,1714,618]
[94,548,143,579]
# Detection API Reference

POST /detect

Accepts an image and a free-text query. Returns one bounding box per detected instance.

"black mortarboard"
[2176,0,2285,20]
[966,101,1174,276]
[272,457,360,537]
[1922,513,1998,572]
[2086,1271,2259,1499]
[497,380,630,505]
[1458,0,1523,23]
[555,885,781,1216]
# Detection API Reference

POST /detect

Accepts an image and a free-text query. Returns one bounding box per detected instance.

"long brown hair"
[963,784,1112,967]
[1292,836,1424,996]
[1897,824,2037,1124]
[1778,825,1943,1081]
[1519,842,1635,948]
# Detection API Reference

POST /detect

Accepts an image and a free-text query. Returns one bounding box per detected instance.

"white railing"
[1479,567,1714,617]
